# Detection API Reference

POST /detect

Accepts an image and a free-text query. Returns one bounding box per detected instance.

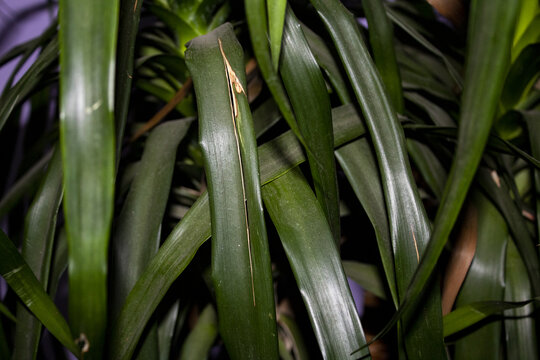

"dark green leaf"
[280,8,340,244]
[263,167,370,359]
[0,230,79,356]
[179,304,218,360]
[185,23,278,359]
[13,149,63,360]
[501,43,540,109]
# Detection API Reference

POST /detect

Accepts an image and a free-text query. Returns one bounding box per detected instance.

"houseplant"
[0,0,539,359]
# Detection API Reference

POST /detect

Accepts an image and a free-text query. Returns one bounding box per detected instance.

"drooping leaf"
[0,38,58,133]
[444,298,539,338]
[385,6,463,90]
[111,119,192,359]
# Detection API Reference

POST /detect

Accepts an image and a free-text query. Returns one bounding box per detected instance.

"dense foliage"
[0,0,539,359]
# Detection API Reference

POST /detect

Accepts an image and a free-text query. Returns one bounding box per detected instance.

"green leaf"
[385,6,463,90]
[396,0,522,337]
[109,193,211,360]
[0,151,52,219]
[245,0,306,145]
[268,0,287,71]
[302,24,352,104]
[501,43,540,109]
[444,298,539,338]
[512,13,540,61]
[111,103,366,360]
[111,119,191,359]
[112,119,192,315]
[309,0,445,357]
[262,167,370,359]
[0,302,16,322]
[404,92,455,127]
[503,241,539,359]
[158,301,180,360]
[335,139,397,305]
[277,314,309,360]
[0,37,58,133]
[452,192,507,359]
[179,304,218,360]
[0,230,79,356]
[280,8,340,244]
[185,23,278,359]
[476,167,540,295]
[13,149,63,360]
[58,0,119,356]
[342,260,387,300]
[362,0,403,112]
[115,0,143,162]
[524,111,540,245]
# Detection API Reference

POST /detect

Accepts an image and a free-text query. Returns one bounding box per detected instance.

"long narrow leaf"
[0,230,79,356]
[115,0,143,161]
[398,0,522,332]
[111,119,191,359]
[185,23,278,359]
[268,0,287,71]
[13,149,63,360]
[503,241,538,359]
[453,192,507,360]
[362,0,403,112]
[110,102,366,360]
[263,167,370,359]
[309,1,445,357]
[58,0,119,356]
[280,8,340,244]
